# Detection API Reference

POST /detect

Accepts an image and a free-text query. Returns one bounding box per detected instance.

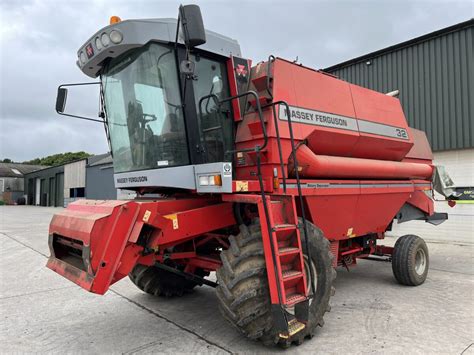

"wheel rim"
[303,255,318,299]
[287,255,317,315]
[415,248,427,275]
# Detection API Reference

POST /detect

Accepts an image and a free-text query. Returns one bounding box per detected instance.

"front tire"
[129,264,204,297]
[392,234,429,286]
[216,220,335,347]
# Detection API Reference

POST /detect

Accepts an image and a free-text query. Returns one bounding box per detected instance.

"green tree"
[23,151,93,166]
[2,158,13,163]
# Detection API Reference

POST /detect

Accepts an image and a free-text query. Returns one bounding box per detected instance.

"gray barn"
[324,19,473,240]
[86,154,116,200]
[324,19,473,152]
[24,153,116,207]
[24,165,65,206]
[0,163,46,205]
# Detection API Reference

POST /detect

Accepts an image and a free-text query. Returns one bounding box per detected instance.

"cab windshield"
[103,43,188,173]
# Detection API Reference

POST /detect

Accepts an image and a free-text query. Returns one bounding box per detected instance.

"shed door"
[55,173,64,207]
[35,178,41,205]
[49,177,55,207]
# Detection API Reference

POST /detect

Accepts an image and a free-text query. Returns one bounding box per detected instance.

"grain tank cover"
[272,59,414,161]
[76,18,241,78]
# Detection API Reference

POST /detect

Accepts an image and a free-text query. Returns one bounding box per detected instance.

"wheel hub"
[415,248,427,275]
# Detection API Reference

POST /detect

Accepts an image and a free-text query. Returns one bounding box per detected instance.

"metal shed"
[85,154,116,200]
[324,19,473,152]
[24,165,65,207]
[324,19,474,241]
[24,153,116,207]
[0,163,46,205]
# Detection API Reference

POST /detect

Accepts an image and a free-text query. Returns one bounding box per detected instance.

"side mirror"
[179,4,206,48]
[56,87,68,113]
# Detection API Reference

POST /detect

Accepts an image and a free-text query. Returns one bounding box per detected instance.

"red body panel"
[47,198,236,294]
[234,58,430,183]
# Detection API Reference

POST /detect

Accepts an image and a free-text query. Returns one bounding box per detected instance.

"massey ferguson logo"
[235,64,248,78]
[85,43,94,59]
[116,176,148,184]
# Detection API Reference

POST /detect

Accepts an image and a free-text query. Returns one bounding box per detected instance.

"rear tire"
[129,264,203,297]
[216,220,335,347]
[392,234,429,286]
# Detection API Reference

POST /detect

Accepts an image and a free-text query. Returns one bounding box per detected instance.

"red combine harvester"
[50,5,450,347]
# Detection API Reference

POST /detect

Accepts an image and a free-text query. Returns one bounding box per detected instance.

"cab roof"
[77,18,242,78]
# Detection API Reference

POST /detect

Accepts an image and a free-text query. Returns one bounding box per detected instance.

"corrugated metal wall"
[85,164,116,200]
[326,22,473,151]
[24,165,64,206]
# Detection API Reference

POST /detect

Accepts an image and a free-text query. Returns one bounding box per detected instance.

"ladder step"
[279,318,306,339]
[278,246,300,256]
[285,293,307,307]
[282,270,303,281]
[287,319,306,337]
[273,224,297,231]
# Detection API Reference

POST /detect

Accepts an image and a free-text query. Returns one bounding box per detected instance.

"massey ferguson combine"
[51,5,449,347]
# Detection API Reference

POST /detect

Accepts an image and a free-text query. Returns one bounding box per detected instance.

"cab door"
[191,55,233,163]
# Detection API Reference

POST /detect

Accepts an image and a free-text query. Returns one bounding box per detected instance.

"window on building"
[69,187,85,198]
[11,168,21,175]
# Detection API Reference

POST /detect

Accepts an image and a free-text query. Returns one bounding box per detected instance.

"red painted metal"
[47,200,141,294]
[290,144,433,180]
[47,198,236,294]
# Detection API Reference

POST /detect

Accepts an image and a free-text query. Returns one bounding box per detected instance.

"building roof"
[87,153,111,166]
[88,153,113,167]
[0,163,48,178]
[324,18,474,72]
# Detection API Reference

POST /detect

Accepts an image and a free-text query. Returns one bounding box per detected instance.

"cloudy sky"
[0,0,472,162]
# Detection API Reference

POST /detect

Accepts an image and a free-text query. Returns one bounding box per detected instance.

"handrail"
[198,90,268,155]
[198,89,286,321]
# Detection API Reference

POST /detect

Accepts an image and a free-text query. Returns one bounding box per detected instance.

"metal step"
[282,269,303,281]
[273,224,297,231]
[279,319,306,339]
[285,293,307,307]
[278,246,300,255]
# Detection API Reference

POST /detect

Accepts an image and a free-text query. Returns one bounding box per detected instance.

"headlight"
[198,174,222,187]
[101,33,110,47]
[198,176,209,186]
[80,51,86,64]
[95,37,103,50]
[110,30,123,44]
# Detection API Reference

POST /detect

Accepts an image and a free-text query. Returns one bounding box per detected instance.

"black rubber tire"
[129,264,203,297]
[392,234,429,286]
[216,219,336,347]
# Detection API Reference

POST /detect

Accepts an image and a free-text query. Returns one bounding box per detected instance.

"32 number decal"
[396,129,408,139]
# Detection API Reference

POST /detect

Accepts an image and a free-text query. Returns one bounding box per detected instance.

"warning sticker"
[164,214,179,230]
[142,210,152,222]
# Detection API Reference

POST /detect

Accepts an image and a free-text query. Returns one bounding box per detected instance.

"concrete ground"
[1,206,473,354]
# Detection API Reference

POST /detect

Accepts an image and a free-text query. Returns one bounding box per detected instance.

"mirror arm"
[56,82,105,124]
[56,111,106,124]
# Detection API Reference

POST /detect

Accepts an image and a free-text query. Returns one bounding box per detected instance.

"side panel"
[294,181,417,239]
[349,84,413,161]
[268,59,414,161]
